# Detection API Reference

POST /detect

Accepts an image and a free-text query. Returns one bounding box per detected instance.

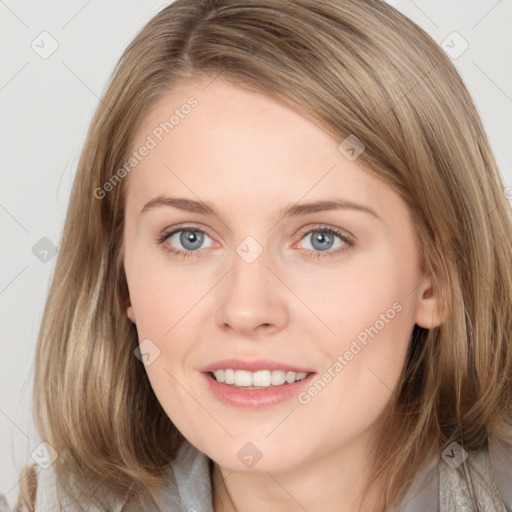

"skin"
[123,77,442,512]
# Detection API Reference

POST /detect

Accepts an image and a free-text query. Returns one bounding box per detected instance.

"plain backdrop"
[1,0,511,506]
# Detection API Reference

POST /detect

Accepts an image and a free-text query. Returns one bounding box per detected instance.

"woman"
[5,0,512,510]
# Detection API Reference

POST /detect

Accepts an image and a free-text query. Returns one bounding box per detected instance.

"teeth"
[224,369,235,385]
[271,371,286,386]
[212,369,309,388]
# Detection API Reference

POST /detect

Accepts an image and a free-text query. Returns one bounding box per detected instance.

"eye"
[295,225,354,259]
[157,225,214,258]
[157,224,354,259]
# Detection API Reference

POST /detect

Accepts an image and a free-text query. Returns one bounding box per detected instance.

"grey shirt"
[2,437,512,511]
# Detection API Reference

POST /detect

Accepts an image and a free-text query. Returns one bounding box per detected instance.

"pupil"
[181,231,203,250]
[313,232,333,251]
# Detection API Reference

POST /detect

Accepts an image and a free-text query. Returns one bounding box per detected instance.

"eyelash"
[156,223,355,259]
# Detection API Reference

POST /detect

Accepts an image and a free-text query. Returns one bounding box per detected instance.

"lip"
[199,359,317,410]
[199,359,315,373]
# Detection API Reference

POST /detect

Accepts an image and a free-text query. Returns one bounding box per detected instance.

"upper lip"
[200,359,316,374]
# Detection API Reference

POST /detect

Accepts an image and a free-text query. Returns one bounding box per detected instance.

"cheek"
[306,261,417,389]
[126,259,200,426]
[306,261,413,340]
[126,252,208,393]
[126,250,202,340]
[297,280,414,444]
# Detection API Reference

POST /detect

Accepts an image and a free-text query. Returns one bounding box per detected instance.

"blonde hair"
[16,0,512,509]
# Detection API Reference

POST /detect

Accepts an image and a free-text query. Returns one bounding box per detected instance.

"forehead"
[124,78,395,221]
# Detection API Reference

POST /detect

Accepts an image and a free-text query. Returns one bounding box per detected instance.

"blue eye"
[157,224,354,259]
[297,226,354,259]
[159,226,214,258]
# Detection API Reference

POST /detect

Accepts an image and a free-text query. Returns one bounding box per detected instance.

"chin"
[205,439,307,474]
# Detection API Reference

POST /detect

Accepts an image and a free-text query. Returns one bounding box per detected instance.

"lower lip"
[201,372,315,409]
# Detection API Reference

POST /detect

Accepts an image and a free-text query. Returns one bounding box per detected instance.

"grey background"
[1,0,511,505]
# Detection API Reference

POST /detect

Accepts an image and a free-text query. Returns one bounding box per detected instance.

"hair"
[15,0,512,510]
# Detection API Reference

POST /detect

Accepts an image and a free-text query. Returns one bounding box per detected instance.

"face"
[122,77,439,474]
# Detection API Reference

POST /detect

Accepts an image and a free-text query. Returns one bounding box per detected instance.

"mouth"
[200,360,316,409]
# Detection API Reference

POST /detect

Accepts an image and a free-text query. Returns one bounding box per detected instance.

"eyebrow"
[140,195,382,221]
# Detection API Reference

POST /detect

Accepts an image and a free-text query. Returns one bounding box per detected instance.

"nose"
[214,248,290,337]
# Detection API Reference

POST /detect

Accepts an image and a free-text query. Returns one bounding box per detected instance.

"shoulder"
[36,463,132,511]
[436,438,512,512]
[438,445,503,511]
[3,462,127,512]
[4,440,213,512]
[489,435,512,511]
[151,438,214,512]
[391,437,512,512]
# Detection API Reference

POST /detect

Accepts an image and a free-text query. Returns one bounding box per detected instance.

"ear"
[413,275,445,329]
[127,305,136,324]
[124,296,136,324]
